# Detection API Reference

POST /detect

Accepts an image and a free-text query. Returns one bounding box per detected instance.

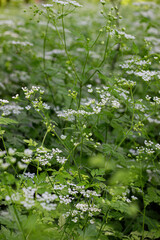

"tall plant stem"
[43,18,54,102]
[82,31,102,77]
[61,7,82,86]
[84,32,110,86]
[114,87,135,151]
[110,0,121,70]
[4,174,26,240]
[96,207,111,240]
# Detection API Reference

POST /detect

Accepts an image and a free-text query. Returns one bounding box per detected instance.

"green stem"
[114,87,135,151]
[4,173,26,240]
[96,207,111,240]
[41,129,49,147]
[61,7,82,85]
[43,18,54,102]
[84,32,110,85]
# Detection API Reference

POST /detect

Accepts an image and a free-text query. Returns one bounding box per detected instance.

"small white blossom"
[24,149,33,157]
[61,135,67,140]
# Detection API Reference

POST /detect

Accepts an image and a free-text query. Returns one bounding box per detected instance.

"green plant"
[0,0,160,239]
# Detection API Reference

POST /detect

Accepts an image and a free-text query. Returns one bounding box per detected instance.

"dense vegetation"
[0,0,160,239]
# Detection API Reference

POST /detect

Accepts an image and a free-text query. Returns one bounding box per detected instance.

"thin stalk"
[4,174,26,240]
[61,7,82,85]
[78,82,82,108]
[110,0,121,70]
[139,159,146,240]
[114,87,135,151]
[43,18,54,102]
[82,31,102,76]
[96,207,111,240]
[84,32,110,85]
[41,129,49,147]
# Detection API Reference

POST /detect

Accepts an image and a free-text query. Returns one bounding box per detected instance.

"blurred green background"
[0,0,160,7]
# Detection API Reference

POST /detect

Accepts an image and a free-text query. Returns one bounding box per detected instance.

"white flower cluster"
[32,101,50,111]
[52,0,82,7]
[57,85,122,121]
[120,58,151,69]
[20,187,36,209]
[136,146,155,155]
[10,41,33,47]
[63,201,100,223]
[59,195,74,204]
[0,148,17,169]
[22,86,51,112]
[96,86,121,109]
[0,151,6,157]
[56,156,67,164]
[54,184,67,190]
[153,96,160,105]
[0,20,14,26]
[0,99,9,105]
[80,189,100,198]
[6,187,57,211]
[22,86,44,99]
[111,30,135,40]
[10,71,30,83]
[54,182,100,206]
[35,147,53,166]
[37,192,57,211]
[24,172,35,179]
[147,117,160,124]
[61,134,67,140]
[42,4,53,7]
[134,70,160,82]
[75,203,101,215]
[21,149,33,164]
[144,140,160,151]
[135,102,147,112]
[117,78,136,88]
[0,103,24,116]
[33,147,67,166]
[56,109,93,121]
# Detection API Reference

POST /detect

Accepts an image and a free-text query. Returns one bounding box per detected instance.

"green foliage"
[0,0,160,239]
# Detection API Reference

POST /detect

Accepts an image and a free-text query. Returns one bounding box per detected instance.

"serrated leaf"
[95,176,106,181]
[0,117,18,125]
[58,215,66,228]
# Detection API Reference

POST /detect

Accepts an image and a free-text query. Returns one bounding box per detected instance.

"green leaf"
[95,176,106,181]
[132,42,139,54]
[58,215,66,228]
[0,117,18,125]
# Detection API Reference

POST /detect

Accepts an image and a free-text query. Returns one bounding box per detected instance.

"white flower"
[1,163,10,169]
[24,149,33,157]
[8,148,16,155]
[56,156,67,164]
[90,219,94,224]
[0,99,9,104]
[72,217,78,222]
[61,135,67,140]
[40,202,57,211]
[52,0,82,7]
[18,162,27,169]
[0,103,23,116]
[24,172,35,179]
[0,151,6,157]
[42,4,53,7]
[12,94,19,100]
[25,105,31,110]
[111,100,120,108]
[155,143,160,150]
[10,41,33,46]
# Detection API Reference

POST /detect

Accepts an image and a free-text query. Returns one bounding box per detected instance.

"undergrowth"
[0,0,160,239]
